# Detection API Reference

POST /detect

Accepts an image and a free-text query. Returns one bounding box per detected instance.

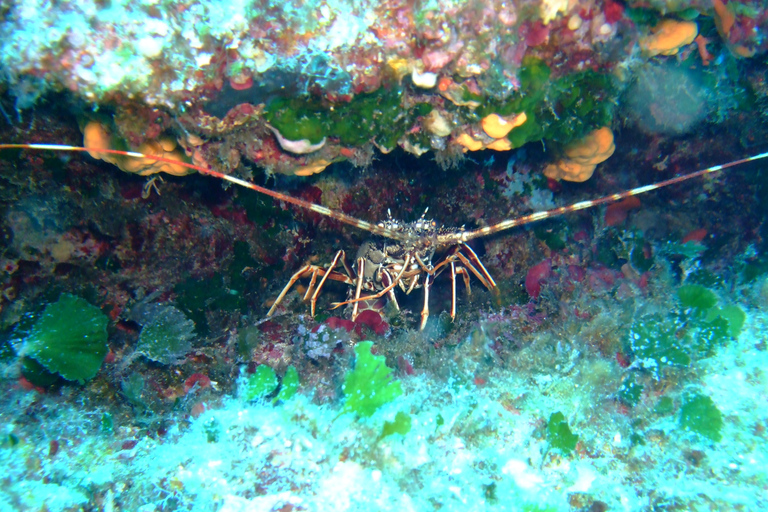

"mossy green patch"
[244,365,279,401]
[341,341,402,417]
[632,284,744,377]
[629,314,690,376]
[654,396,674,415]
[546,411,578,455]
[680,393,723,442]
[533,222,567,251]
[625,7,660,26]
[136,305,195,365]
[381,411,412,439]
[20,294,108,384]
[274,365,300,403]
[618,376,644,407]
[477,58,615,148]
[174,273,245,335]
[543,70,615,143]
[677,284,718,311]
[263,87,428,152]
[264,97,327,144]
[330,88,430,150]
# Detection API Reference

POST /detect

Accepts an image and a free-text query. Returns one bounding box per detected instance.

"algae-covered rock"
[135,304,194,365]
[630,314,691,376]
[20,294,109,384]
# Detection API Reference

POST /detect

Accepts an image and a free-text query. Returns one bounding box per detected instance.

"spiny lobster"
[1,141,766,330]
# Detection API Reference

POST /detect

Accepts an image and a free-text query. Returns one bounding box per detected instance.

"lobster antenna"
[0,143,410,242]
[451,151,768,243]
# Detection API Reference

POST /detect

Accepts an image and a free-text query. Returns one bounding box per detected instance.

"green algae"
[381,411,412,439]
[680,393,723,442]
[546,411,579,455]
[244,365,279,401]
[618,376,644,407]
[262,55,616,157]
[631,284,745,376]
[477,58,615,148]
[263,87,432,152]
[544,70,615,143]
[264,97,327,144]
[136,305,195,365]
[677,284,718,311]
[630,314,691,376]
[20,294,109,384]
[329,88,417,149]
[274,366,300,403]
[342,341,402,418]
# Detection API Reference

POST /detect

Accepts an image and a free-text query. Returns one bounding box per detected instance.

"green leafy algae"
[342,341,402,417]
[274,366,300,403]
[631,284,745,376]
[546,411,578,455]
[136,305,195,365]
[677,284,718,311]
[680,394,723,442]
[21,294,108,384]
[710,305,746,338]
[244,365,279,401]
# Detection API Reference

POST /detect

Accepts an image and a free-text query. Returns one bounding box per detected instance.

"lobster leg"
[380,269,400,311]
[310,250,348,316]
[458,244,497,288]
[351,257,365,321]
[331,254,412,308]
[454,252,494,291]
[456,267,471,295]
[268,263,355,317]
[420,273,432,330]
[449,262,457,321]
[406,273,420,295]
[268,264,314,317]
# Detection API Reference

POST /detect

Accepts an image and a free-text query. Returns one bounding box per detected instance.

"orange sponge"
[543,127,615,182]
[83,121,192,176]
[640,19,698,57]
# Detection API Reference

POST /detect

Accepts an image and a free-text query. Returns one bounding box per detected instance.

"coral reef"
[1,0,768,510]
[1,0,761,177]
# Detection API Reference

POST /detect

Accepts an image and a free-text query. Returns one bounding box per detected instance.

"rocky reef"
[2,1,768,511]
[2,0,766,176]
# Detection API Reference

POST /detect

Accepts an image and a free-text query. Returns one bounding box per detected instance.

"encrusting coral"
[543,126,615,182]
[83,121,192,176]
